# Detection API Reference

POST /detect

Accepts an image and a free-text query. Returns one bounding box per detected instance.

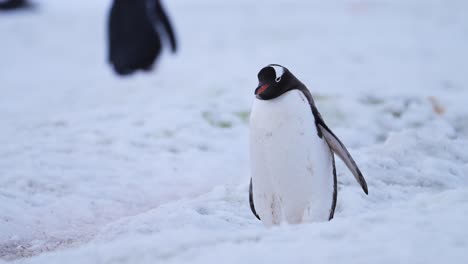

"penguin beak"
[255,83,270,97]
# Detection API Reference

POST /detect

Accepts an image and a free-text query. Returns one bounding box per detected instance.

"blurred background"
[1,0,467,262]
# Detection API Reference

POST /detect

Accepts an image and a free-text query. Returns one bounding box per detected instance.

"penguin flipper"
[318,121,368,195]
[249,178,261,220]
[299,86,368,195]
[147,0,177,52]
[329,153,338,220]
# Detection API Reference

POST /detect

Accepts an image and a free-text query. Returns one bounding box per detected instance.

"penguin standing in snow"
[108,0,177,76]
[249,64,368,226]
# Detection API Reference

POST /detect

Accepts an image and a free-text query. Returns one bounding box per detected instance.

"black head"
[255,64,302,100]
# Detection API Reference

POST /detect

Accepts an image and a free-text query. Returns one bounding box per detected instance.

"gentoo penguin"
[108,0,177,76]
[249,64,368,226]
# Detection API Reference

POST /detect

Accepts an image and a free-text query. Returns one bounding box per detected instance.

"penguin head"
[255,64,300,100]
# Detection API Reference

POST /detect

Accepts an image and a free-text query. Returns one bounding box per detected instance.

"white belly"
[250,90,334,226]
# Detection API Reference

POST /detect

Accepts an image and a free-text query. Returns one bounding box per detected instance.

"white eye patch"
[268,64,284,80]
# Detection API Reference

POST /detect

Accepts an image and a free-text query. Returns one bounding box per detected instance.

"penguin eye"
[275,76,282,82]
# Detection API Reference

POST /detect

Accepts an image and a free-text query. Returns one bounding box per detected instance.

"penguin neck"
[283,73,307,97]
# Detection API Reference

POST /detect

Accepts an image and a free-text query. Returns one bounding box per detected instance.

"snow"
[1,0,468,263]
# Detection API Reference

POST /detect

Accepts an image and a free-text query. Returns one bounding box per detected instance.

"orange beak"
[255,83,270,95]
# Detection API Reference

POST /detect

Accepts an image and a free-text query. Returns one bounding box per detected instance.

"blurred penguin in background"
[108,0,177,76]
[0,0,30,10]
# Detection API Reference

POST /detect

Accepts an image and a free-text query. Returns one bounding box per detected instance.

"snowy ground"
[1,0,468,263]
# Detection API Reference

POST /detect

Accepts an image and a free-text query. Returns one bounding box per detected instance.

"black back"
[108,0,177,76]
